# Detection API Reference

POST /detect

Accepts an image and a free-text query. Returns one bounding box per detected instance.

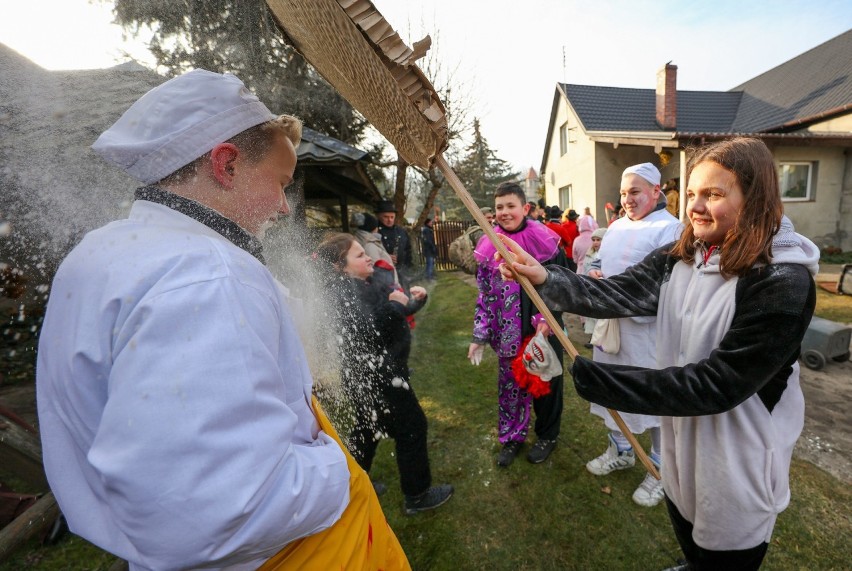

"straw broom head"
[266,0,447,169]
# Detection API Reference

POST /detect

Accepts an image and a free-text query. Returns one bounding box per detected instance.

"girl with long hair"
[499,138,819,570]
[316,233,452,515]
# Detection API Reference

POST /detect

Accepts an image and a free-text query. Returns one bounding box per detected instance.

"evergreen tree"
[441,119,517,218]
[112,0,367,144]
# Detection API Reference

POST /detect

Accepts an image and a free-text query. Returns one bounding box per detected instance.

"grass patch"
[373,272,851,570]
[814,287,852,324]
[819,251,852,264]
[3,271,850,570]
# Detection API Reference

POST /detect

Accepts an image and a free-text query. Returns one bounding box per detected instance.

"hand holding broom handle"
[435,155,661,481]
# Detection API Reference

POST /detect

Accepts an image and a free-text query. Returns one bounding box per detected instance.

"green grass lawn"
[814,287,852,323]
[3,271,850,570]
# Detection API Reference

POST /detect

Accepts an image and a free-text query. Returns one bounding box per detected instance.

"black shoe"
[372,481,388,497]
[497,441,523,468]
[661,560,690,571]
[403,484,454,515]
[583,342,594,349]
[526,439,557,464]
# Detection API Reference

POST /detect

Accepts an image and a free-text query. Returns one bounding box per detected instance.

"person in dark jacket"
[498,138,819,571]
[421,217,438,281]
[317,233,453,515]
[376,200,413,288]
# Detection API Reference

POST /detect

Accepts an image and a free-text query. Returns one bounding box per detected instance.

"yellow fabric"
[257,397,410,571]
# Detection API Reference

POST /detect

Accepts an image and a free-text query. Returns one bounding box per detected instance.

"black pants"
[565,258,577,273]
[347,376,431,498]
[531,332,564,441]
[665,496,769,571]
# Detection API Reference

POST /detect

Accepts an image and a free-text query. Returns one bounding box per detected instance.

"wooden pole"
[0,415,48,489]
[435,154,660,481]
[0,492,59,562]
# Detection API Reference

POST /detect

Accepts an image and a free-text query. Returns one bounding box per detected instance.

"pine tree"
[442,119,517,218]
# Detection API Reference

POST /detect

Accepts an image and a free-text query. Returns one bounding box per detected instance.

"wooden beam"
[0,492,59,562]
[0,417,47,490]
[591,135,679,149]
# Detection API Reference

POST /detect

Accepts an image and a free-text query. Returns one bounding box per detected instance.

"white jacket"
[591,207,681,433]
[37,199,350,571]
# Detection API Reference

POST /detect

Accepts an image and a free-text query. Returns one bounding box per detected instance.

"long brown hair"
[670,137,783,277]
[315,232,356,272]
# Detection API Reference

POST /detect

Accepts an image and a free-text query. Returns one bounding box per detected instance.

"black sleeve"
[571,264,816,416]
[536,244,676,319]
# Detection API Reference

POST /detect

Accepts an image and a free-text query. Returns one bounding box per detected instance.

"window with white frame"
[778,162,813,201]
[559,123,568,156]
[559,184,572,209]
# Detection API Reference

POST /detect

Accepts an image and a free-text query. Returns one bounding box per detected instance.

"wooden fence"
[413,220,477,271]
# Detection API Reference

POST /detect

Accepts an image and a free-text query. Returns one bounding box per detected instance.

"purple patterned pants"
[497,355,532,443]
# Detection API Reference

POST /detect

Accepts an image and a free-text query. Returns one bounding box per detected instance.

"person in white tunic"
[584,162,681,507]
[37,70,408,571]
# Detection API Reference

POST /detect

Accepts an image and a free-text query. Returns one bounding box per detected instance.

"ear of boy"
[210,143,240,189]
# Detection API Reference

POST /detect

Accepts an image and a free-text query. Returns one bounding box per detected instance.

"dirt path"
[795,357,852,484]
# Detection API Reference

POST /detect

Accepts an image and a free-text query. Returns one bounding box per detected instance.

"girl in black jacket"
[317,233,452,515]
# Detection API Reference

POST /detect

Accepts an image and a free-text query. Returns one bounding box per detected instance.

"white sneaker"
[586,437,635,476]
[632,472,665,507]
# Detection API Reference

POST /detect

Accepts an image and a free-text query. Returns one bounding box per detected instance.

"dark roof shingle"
[562,84,742,133]
[559,28,852,136]
[729,29,852,132]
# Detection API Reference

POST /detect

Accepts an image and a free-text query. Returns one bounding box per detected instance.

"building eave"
[587,131,678,152]
[673,132,852,147]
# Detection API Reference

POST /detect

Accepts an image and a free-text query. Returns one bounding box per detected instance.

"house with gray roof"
[541,29,852,250]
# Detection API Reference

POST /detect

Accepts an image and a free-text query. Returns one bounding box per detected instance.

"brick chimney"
[656,62,677,129]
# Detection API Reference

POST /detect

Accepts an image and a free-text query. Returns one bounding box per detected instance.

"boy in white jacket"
[38,70,407,571]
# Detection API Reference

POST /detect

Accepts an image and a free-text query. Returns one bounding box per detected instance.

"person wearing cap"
[560,209,581,272]
[37,70,408,571]
[543,206,574,262]
[375,200,413,288]
[580,227,608,345]
[420,217,438,281]
[480,206,496,226]
[352,211,399,288]
[582,162,681,508]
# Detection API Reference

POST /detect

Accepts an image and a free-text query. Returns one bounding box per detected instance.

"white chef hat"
[622,162,661,187]
[92,69,276,184]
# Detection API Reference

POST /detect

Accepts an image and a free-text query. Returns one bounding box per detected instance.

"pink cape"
[473,220,561,268]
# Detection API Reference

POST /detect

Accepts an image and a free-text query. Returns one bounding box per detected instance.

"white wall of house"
[807,114,852,133]
[542,96,597,215]
[773,145,849,249]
